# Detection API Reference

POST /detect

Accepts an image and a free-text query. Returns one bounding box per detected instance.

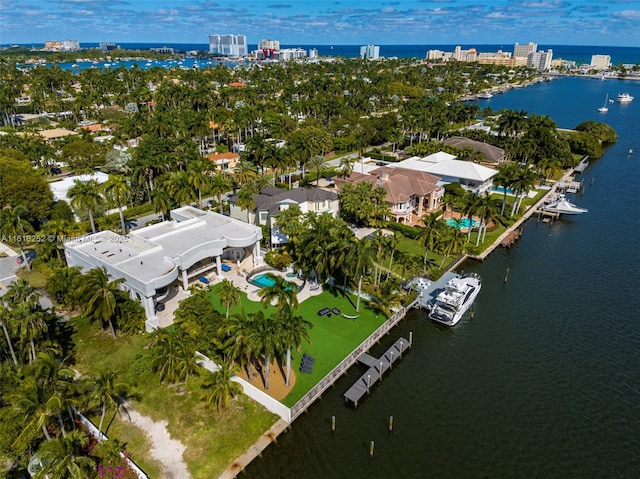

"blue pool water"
[250,273,295,290]
[491,185,515,195]
[445,217,480,229]
[250,273,277,288]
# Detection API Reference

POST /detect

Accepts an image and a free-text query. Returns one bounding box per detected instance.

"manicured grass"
[209,283,387,407]
[72,317,279,479]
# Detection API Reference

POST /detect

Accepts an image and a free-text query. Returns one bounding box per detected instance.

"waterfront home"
[333,167,443,224]
[64,206,263,331]
[443,136,507,165]
[228,186,339,246]
[393,152,498,195]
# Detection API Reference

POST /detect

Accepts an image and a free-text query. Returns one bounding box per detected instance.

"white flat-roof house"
[394,152,498,195]
[50,172,110,203]
[64,206,263,331]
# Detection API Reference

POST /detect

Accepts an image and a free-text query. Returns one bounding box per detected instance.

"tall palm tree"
[148,328,197,384]
[278,306,312,387]
[348,237,375,312]
[102,174,129,234]
[150,187,173,221]
[492,162,518,216]
[201,358,241,411]
[218,279,241,318]
[237,183,257,223]
[78,267,124,338]
[308,155,326,186]
[0,205,34,271]
[68,179,103,234]
[187,159,211,208]
[473,193,501,245]
[7,376,60,444]
[210,171,232,214]
[33,429,96,479]
[10,297,47,364]
[0,304,18,366]
[419,212,443,264]
[462,193,482,242]
[246,310,280,390]
[86,370,130,434]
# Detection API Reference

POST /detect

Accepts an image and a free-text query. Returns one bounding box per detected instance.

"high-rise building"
[258,39,280,50]
[527,50,553,71]
[590,54,611,70]
[360,44,380,60]
[514,42,537,58]
[209,34,248,57]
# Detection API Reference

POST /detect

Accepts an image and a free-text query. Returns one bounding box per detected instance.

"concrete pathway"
[0,242,18,257]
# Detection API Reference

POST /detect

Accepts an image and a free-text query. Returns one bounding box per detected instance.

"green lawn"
[72,317,279,479]
[208,283,388,407]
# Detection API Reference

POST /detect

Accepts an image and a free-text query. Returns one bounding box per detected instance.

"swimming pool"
[445,218,480,229]
[250,273,295,290]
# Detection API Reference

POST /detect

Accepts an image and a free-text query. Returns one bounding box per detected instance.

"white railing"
[77,413,148,479]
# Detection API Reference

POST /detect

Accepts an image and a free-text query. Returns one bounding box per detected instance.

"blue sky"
[1,0,640,47]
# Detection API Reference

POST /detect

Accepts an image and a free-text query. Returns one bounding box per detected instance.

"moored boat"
[428,273,481,326]
[617,93,634,103]
[542,194,588,215]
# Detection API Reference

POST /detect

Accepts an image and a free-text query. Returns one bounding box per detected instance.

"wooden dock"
[500,228,522,247]
[343,337,410,407]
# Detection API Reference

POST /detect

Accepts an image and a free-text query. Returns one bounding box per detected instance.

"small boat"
[617,93,634,103]
[629,149,634,158]
[598,94,609,112]
[428,273,481,327]
[477,92,494,99]
[542,194,588,215]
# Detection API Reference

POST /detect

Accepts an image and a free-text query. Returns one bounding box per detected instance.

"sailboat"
[598,94,609,112]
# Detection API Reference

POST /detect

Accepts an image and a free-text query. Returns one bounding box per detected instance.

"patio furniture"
[199,276,210,284]
[331,308,340,315]
[317,308,331,316]
[221,264,231,272]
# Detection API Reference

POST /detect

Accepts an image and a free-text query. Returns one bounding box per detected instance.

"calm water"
[244,77,640,478]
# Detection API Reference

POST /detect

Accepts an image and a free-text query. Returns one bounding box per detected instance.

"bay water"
[243,77,640,478]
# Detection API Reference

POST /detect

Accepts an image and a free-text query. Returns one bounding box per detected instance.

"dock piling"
[388,416,394,431]
[370,441,375,457]
[331,415,335,432]
[409,331,413,347]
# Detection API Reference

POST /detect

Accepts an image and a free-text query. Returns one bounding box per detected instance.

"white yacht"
[428,273,481,326]
[617,93,634,103]
[542,194,588,215]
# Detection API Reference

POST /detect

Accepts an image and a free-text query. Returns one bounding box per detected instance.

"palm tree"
[0,205,34,271]
[237,183,257,223]
[492,163,518,216]
[86,370,130,434]
[308,155,327,186]
[473,193,501,245]
[78,267,124,338]
[258,273,299,311]
[348,237,375,312]
[0,304,18,366]
[419,212,443,264]
[187,159,211,208]
[278,306,312,387]
[150,187,173,221]
[102,174,129,233]
[210,171,232,214]
[246,310,280,390]
[510,165,538,217]
[218,279,241,318]
[68,179,103,234]
[148,328,197,384]
[201,358,241,411]
[7,376,60,444]
[10,297,47,364]
[462,193,482,242]
[33,429,96,479]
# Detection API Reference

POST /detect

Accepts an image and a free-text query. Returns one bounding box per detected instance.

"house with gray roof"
[64,206,263,331]
[228,187,339,246]
[443,136,506,165]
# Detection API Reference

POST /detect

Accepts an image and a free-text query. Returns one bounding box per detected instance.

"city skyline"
[1,0,640,47]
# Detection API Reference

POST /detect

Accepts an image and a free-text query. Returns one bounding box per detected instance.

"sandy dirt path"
[127,407,191,479]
